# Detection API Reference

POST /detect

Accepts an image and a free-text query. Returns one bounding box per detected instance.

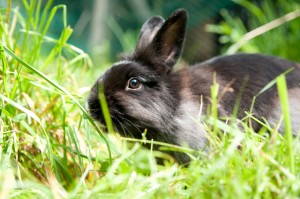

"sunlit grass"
[1,1,300,199]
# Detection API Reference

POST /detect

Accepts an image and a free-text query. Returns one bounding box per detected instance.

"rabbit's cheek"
[115,93,173,129]
[267,88,300,134]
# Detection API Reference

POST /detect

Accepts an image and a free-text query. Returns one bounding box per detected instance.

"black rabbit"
[88,9,300,163]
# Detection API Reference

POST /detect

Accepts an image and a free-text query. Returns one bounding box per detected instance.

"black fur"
[189,54,300,130]
[88,9,300,164]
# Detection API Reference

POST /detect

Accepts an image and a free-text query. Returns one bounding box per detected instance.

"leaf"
[12,113,27,122]
[0,94,40,123]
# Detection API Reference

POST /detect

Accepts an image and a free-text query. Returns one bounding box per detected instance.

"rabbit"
[88,9,300,164]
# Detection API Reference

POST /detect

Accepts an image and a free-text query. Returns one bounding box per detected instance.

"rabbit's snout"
[88,77,113,123]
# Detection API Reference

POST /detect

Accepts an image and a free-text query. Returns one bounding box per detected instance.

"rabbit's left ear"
[136,16,165,50]
[150,9,187,70]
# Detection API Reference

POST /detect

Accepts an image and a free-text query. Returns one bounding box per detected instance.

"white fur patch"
[171,87,208,150]
[113,60,135,66]
[173,100,207,150]
[267,88,300,135]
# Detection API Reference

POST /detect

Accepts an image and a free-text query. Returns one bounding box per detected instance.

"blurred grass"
[1,0,300,198]
[207,0,300,61]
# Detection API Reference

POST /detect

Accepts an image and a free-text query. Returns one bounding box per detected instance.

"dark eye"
[127,77,142,90]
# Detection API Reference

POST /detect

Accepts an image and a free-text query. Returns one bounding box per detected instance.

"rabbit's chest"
[172,98,208,150]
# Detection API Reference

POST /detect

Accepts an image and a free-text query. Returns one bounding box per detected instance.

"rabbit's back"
[188,53,300,132]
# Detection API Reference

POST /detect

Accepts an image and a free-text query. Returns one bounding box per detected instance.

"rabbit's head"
[88,9,188,141]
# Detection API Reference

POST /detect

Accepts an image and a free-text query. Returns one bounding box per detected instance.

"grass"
[1,0,300,198]
[207,0,300,61]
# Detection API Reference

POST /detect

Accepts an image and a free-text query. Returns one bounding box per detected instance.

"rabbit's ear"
[151,9,187,70]
[136,16,165,50]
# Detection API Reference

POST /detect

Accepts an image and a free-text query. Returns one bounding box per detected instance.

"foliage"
[0,0,300,198]
[207,0,300,61]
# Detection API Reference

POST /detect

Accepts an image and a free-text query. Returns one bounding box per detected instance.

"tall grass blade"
[1,44,112,164]
[0,93,40,123]
[98,85,114,134]
[276,74,294,173]
[0,45,9,97]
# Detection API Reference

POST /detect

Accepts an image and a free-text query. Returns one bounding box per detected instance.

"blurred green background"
[2,0,235,63]
[3,0,300,65]
[49,0,234,63]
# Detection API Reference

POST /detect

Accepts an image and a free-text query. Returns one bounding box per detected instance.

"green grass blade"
[0,93,40,123]
[0,45,9,97]
[256,67,294,97]
[98,85,114,134]
[41,26,73,71]
[210,73,219,134]
[276,74,294,174]
[1,44,113,164]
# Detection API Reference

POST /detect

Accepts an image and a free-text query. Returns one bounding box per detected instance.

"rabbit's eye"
[127,78,142,90]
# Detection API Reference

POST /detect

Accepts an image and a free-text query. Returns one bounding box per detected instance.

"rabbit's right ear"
[136,16,165,50]
[133,9,187,73]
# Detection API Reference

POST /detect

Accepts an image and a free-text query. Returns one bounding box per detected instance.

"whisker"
[115,119,127,137]
[121,117,143,134]
[116,118,135,138]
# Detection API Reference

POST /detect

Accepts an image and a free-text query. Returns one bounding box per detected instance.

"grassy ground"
[1,1,300,198]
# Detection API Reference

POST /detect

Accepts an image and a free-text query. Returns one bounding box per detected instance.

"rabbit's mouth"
[87,90,148,138]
